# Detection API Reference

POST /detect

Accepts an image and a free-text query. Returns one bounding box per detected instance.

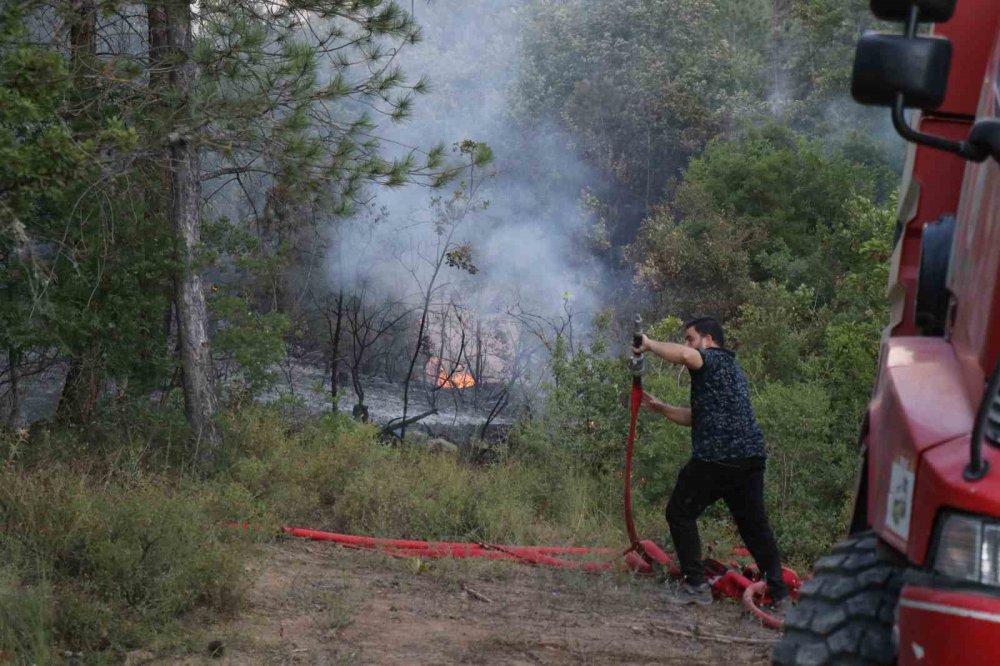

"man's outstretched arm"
[633,334,704,371]
[641,392,692,427]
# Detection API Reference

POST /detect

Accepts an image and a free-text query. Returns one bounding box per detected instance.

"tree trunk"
[148,1,178,394]
[380,408,437,440]
[770,0,793,112]
[401,305,430,441]
[329,290,344,409]
[351,364,365,407]
[402,261,445,441]
[69,0,96,79]
[57,349,101,423]
[172,136,219,450]
[56,0,102,425]
[5,347,19,429]
[472,320,484,406]
[162,0,220,453]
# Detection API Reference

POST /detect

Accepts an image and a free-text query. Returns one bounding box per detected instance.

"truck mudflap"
[897,583,1000,665]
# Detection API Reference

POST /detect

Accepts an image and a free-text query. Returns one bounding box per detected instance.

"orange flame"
[437,367,475,389]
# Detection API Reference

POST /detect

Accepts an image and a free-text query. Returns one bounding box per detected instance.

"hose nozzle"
[628,314,644,378]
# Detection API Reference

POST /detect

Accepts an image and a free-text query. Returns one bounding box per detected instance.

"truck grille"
[988,367,1000,445]
[988,393,1000,444]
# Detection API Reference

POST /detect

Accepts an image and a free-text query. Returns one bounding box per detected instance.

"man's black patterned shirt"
[689,347,766,460]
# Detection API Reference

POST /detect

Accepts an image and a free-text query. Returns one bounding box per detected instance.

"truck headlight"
[933,513,1000,587]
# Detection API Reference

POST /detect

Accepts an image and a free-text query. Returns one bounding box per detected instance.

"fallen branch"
[380,408,438,439]
[649,623,777,646]
[461,584,492,603]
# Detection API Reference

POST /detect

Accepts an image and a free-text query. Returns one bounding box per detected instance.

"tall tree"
[0,4,95,426]
[158,0,221,448]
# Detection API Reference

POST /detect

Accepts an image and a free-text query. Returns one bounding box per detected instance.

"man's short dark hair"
[683,317,725,348]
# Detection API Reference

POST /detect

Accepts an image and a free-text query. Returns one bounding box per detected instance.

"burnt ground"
[161,538,779,665]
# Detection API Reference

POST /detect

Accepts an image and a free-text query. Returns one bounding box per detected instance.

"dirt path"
[169,539,778,665]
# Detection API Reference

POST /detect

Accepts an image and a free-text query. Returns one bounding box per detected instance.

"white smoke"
[326,0,609,336]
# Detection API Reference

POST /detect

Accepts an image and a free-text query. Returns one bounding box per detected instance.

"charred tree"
[326,290,345,409]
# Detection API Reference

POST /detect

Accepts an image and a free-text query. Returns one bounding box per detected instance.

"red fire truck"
[773,1,1000,665]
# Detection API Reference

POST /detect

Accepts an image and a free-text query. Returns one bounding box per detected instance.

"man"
[632,316,789,608]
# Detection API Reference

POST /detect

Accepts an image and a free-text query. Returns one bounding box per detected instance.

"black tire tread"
[771,531,903,666]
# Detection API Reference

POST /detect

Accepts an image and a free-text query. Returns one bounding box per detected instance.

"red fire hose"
[277,526,620,571]
[624,316,645,547]
[621,317,676,574]
[267,524,792,626]
[624,381,642,546]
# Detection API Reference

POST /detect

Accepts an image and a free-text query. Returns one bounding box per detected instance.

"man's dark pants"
[666,457,789,600]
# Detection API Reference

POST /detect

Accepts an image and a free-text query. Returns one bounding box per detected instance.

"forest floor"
[157,538,779,665]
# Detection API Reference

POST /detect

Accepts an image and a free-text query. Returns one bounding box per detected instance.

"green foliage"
[194,0,458,210]
[0,569,53,664]
[212,405,628,547]
[0,468,251,652]
[444,244,478,274]
[0,15,176,421]
[46,185,176,397]
[218,408,381,522]
[729,281,825,385]
[514,0,893,245]
[517,0,773,185]
[0,33,86,365]
[679,123,890,299]
[333,449,474,538]
[533,327,630,476]
[212,294,291,398]
[470,460,615,545]
[329,442,616,546]
[754,381,855,561]
[631,123,895,323]
[630,191,754,320]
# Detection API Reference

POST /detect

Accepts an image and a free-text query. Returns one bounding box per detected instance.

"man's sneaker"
[764,595,792,618]
[667,580,713,606]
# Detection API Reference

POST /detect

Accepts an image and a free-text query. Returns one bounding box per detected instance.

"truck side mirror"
[968,120,1000,164]
[850,2,991,162]
[869,0,956,23]
[851,33,952,109]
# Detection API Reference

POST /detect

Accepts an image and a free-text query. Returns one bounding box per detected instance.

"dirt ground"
[165,538,779,665]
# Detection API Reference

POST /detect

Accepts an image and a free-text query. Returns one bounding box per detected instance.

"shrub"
[218,408,389,525]
[0,468,251,652]
[755,381,855,564]
[333,448,475,539]
[0,568,53,664]
[472,457,622,547]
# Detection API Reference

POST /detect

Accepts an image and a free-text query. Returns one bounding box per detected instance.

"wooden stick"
[649,623,777,646]
[462,584,493,603]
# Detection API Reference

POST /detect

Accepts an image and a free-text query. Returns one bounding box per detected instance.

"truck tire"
[772,531,905,666]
